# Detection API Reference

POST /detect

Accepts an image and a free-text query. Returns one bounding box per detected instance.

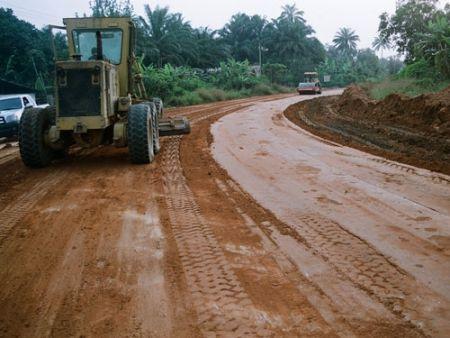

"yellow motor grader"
[19,17,190,168]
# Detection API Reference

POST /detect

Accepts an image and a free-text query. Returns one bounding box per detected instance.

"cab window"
[72,29,123,64]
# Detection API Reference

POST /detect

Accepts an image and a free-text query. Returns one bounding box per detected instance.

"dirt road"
[0,92,448,337]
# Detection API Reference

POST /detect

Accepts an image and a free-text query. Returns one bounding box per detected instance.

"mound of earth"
[284,85,450,175]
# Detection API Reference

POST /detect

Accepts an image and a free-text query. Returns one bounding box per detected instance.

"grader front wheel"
[128,104,158,164]
[19,107,56,168]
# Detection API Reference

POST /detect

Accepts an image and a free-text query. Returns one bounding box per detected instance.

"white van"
[0,94,47,138]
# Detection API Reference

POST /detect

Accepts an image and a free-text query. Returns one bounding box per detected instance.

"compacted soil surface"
[0,91,449,337]
[285,85,450,175]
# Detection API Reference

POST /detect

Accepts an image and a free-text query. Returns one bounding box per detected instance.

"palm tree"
[372,36,391,58]
[280,4,306,24]
[192,27,228,68]
[333,27,360,58]
[139,5,195,67]
[90,0,133,17]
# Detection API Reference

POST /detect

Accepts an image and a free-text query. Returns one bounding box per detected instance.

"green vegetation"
[140,60,290,106]
[317,27,404,88]
[362,77,450,100]
[363,0,450,99]
[0,0,448,105]
[319,0,449,96]
[0,9,64,94]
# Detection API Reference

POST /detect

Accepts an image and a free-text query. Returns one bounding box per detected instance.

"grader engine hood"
[56,61,119,131]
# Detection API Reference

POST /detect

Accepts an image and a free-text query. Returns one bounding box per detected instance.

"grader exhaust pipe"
[96,30,103,60]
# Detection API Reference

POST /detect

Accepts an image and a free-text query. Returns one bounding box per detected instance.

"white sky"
[1,0,448,56]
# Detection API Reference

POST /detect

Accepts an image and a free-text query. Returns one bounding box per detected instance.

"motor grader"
[19,17,190,168]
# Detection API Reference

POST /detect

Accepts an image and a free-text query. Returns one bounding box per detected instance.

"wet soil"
[212,92,450,337]
[0,92,448,337]
[284,85,450,175]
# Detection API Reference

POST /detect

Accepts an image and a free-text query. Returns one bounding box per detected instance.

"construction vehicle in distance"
[297,72,322,95]
[19,17,190,168]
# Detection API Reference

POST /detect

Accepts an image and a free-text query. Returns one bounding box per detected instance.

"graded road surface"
[0,92,449,337]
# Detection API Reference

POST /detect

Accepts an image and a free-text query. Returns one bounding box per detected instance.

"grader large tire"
[128,104,155,164]
[19,107,55,168]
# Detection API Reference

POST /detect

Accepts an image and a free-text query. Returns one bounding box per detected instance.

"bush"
[195,87,227,102]
[171,91,203,106]
[138,58,291,107]
[215,59,260,90]
[252,83,276,96]
[361,77,450,100]
[399,59,439,80]
[271,83,293,93]
[224,90,245,100]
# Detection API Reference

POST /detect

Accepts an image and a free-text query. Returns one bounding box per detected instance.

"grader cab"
[19,17,190,168]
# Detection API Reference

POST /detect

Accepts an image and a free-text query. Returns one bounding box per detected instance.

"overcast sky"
[0,0,447,55]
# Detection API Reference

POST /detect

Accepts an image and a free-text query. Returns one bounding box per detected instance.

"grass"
[167,83,292,107]
[361,77,450,100]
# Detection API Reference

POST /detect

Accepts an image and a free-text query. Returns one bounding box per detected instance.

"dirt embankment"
[285,85,450,175]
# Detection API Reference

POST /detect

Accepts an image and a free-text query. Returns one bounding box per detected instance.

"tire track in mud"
[0,170,67,246]
[213,178,358,337]
[290,209,449,336]
[211,98,450,336]
[294,215,407,302]
[162,137,271,337]
[159,98,289,336]
[0,150,19,165]
[0,148,97,247]
[368,157,450,186]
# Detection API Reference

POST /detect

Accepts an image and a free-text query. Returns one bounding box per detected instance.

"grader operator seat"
[18,17,190,168]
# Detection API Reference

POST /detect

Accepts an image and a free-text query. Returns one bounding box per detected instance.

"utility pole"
[258,42,262,77]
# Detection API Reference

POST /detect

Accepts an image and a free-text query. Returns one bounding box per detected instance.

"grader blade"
[159,117,191,136]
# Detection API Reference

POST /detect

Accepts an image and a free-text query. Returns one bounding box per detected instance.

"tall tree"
[377,0,441,62]
[191,28,228,68]
[138,5,196,67]
[414,15,450,77]
[261,4,324,83]
[89,0,133,17]
[220,13,267,63]
[279,4,306,24]
[264,5,312,61]
[0,8,51,87]
[332,27,360,59]
[372,36,391,57]
[355,48,381,78]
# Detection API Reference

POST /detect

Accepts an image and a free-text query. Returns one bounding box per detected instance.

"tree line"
[378,0,450,80]
[0,0,448,98]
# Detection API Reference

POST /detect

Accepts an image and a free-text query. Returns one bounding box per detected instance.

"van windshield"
[72,29,123,64]
[0,97,22,110]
